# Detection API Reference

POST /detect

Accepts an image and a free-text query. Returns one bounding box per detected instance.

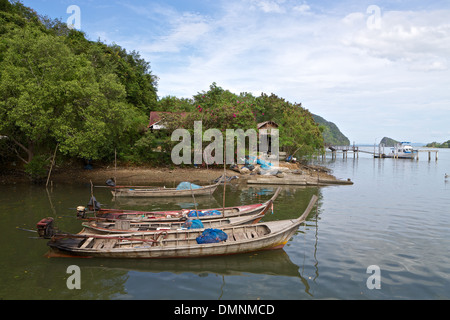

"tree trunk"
[10,137,34,164]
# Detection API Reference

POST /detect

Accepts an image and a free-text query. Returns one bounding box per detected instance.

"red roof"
[148,111,188,128]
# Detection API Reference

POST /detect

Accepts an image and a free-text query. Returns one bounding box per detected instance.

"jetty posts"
[320,144,439,161]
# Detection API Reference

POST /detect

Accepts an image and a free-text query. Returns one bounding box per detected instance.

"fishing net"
[182,219,204,229]
[188,209,221,217]
[196,228,228,244]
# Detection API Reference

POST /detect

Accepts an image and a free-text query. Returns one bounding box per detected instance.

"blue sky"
[21,0,450,144]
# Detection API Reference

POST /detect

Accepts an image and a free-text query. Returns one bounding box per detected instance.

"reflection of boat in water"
[46,249,302,278]
[375,142,418,159]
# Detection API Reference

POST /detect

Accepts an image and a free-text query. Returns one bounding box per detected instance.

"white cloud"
[249,0,285,13]
[90,1,450,143]
[144,12,211,53]
[341,9,450,72]
[293,3,311,14]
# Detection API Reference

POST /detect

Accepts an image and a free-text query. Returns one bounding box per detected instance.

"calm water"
[1,148,449,300]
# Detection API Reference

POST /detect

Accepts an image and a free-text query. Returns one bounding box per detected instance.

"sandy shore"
[0,162,339,186]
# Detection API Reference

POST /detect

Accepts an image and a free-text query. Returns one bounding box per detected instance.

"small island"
[379,137,399,147]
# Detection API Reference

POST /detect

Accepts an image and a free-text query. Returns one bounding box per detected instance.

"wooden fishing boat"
[109,182,220,198]
[80,188,281,222]
[79,208,267,235]
[46,195,318,259]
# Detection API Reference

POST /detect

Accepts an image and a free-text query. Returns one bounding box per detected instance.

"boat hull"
[80,209,267,235]
[111,183,219,197]
[48,222,299,259]
[47,195,318,259]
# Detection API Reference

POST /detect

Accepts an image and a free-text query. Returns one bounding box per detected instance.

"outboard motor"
[106,178,116,187]
[36,217,56,239]
[76,206,87,219]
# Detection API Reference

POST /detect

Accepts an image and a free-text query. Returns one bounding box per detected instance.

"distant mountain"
[312,114,350,146]
[380,137,399,147]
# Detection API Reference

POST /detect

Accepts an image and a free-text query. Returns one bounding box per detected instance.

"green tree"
[278,105,324,158]
[0,26,142,165]
[156,95,194,112]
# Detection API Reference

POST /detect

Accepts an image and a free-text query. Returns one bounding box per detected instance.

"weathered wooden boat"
[80,207,268,235]
[79,188,281,222]
[109,182,220,198]
[45,194,318,259]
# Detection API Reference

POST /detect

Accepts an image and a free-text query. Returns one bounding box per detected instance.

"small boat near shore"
[79,206,269,235]
[79,188,281,222]
[45,195,318,259]
[108,181,220,198]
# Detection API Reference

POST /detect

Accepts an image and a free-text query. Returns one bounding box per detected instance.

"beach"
[0,162,339,186]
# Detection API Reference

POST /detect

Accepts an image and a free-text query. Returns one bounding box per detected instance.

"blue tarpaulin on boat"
[182,219,204,229]
[196,228,228,244]
[188,210,222,217]
[176,182,202,190]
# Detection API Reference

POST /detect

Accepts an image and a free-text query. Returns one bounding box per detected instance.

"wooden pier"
[327,145,360,159]
[324,145,439,161]
[417,149,439,161]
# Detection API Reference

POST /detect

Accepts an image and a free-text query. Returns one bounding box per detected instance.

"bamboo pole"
[222,142,226,218]
[190,183,199,218]
[46,143,59,188]
[114,148,117,199]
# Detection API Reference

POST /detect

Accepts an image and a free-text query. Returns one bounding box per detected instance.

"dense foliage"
[0,0,157,177]
[1,1,327,179]
[142,83,325,165]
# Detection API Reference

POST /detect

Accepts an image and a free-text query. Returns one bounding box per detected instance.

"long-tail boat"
[78,188,281,222]
[108,182,220,198]
[80,205,269,235]
[44,195,318,259]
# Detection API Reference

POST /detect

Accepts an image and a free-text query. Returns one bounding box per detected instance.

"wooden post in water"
[222,143,226,218]
[46,143,59,188]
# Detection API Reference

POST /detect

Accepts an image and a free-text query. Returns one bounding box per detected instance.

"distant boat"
[445,173,449,179]
[375,142,418,159]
